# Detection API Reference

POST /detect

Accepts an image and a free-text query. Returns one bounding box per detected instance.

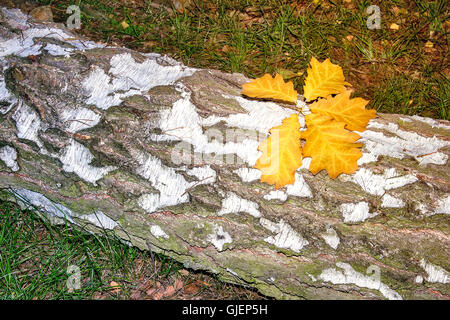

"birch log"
[0,7,449,300]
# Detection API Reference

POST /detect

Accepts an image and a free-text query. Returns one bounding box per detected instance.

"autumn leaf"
[109,281,121,294]
[244,56,373,185]
[184,279,206,295]
[162,285,176,297]
[390,23,400,30]
[242,73,298,104]
[254,113,302,189]
[309,90,376,131]
[303,57,351,101]
[424,41,434,48]
[303,114,362,179]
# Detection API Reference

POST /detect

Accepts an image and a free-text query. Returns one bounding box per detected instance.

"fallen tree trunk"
[0,7,449,300]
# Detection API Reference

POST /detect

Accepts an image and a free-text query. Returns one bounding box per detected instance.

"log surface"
[1,7,449,299]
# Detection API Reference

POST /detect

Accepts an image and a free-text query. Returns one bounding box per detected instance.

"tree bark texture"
[0,7,449,299]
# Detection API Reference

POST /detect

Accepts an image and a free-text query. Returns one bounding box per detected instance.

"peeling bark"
[1,7,449,300]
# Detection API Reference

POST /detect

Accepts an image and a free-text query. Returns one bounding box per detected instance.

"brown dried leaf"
[178,269,189,276]
[184,282,201,295]
[109,281,121,294]
[130,289,143,300]
[163,285,176,297]
[146,287,157,296]
[175,278,184,290]
[152,291,164,300]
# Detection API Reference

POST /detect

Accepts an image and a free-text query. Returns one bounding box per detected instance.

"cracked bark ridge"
[1,7,449,299]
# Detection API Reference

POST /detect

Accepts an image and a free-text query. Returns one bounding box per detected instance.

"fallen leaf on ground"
[175,278,184,290]
[143,41,157,48]
[276,68,303,80]
[221,45,233,53]
[29,6,53,22]
[390,23,400,30]
[163,285,176,297]
[152,291,164,300]
[139,279,154,291]
[93,292,104,299]
[146,287,157,296]
[309,90,375,131]
[178,269,189,276]
[171,0,192,13]
[184,280,202,295]
[201,280,211,287]
[392,6,408,15]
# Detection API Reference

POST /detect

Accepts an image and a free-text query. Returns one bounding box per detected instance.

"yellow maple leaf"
[242,73,298,104]
[303,114,362,179]
[254,113,302,189]
[309,90,376,131]
[303,57,351,101]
